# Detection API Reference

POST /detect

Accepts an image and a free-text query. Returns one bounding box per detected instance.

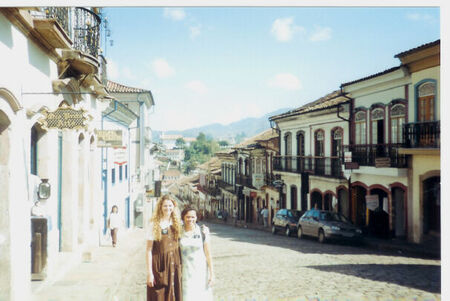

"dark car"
[297,210,362,243]
[272,209,304,237]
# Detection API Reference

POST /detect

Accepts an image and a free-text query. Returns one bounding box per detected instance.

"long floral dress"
[179,224,213,301]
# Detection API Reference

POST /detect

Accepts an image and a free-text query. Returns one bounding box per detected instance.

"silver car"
[297,209,363,243]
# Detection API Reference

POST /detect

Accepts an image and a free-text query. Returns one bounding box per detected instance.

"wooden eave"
[397,45,440,73]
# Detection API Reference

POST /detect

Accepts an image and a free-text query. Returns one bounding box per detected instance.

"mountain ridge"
[152,107,290,141]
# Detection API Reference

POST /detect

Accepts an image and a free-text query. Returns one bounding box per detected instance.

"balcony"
[403,121,440,148]
[236,174,253,187]
[217,180,234,193]
[34,7,101,58]
[342,144,407,168]
[273,156,343,178]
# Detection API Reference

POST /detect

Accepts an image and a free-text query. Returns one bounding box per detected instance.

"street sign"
[344,162,359,170]
[366,195,379,211]
[375,157,391,168]
[39,103,89,130]
[344,151,352,163]
[272,180,284,187]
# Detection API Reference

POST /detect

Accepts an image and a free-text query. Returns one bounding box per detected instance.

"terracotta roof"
[234,129,278,148]
[394,39,440,58]
[270,90,348,121]
[197,157,222,171]
[161,134,183,140]
[340,66,402,87]
[107,80,149,93]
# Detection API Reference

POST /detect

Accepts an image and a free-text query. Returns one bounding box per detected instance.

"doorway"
[352,185,367,228]
[392,187,406,238]
[368,188,389,238]
[311,191,322,210]
[423,176,440,235]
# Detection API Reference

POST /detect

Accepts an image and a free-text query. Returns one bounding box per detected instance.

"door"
[310,210,321,237]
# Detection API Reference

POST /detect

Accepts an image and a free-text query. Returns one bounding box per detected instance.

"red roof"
[107,80,149,93]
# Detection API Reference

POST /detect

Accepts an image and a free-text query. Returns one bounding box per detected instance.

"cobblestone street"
[112,222,440,301]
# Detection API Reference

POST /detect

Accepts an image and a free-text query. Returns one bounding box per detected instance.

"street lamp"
[38,179,51,200]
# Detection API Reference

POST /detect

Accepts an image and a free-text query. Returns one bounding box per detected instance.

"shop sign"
[95,130,123,147]
[365,195,379,211]
[39,103,89,130]
[252,173,264,190]
[114,147,127,165]
[250,191,257,198]
[344,152,352,163]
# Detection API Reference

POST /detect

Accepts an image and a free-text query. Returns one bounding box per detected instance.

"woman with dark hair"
[179,207,214,301]
[146,195,183,301]
[108,205,122,247]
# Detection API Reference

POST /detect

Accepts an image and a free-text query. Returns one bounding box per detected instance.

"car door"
[300,210,312,235]
[310,210,321,237]
[277,209,287,228]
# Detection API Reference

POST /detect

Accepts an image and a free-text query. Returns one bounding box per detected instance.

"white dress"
[179,225,213,301]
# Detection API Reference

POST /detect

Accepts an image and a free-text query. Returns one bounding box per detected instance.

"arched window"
[355,111,366,145]
[417,81,436,121]
[331,128,343,157]
[314,130,324,157]
[296,131,305,156]
[284,132,292,156]
[391,104,406,143]
[371,108,385,145]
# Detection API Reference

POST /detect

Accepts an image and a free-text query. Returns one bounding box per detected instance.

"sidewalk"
[31,228,145,301]
[205,217,441,259]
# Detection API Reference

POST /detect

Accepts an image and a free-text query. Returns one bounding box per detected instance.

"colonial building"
[396,40,440,244]
[270,91,351,216]
[1,7,109,300]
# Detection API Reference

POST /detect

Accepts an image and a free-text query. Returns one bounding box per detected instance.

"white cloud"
[152,58,175,78]
[406,13,435,22]
[267,73,302,90]
[122,66,136,80]
[309,26,332,42]
[107,59,119,80]
[190,25,202,39]
[185,80,208,95]
[270,17,304,42]
[163,8,186,21]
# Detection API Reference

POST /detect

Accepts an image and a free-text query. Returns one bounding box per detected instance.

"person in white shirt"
[260,206,269,228]
[108,205,122,247]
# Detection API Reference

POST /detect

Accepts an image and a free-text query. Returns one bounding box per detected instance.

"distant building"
[166,149,185,162]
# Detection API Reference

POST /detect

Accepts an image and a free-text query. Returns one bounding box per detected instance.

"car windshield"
[320,212,349,223]
[287,210,301,218]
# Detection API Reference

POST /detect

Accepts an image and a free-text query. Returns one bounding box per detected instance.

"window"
[30,126,38,175]
[355,111,366,145]
[111,168,116,184]
[315,130,324,156]
[297,131,305,156]
[391,104,406,143]
[119,165,123,182]
[125,165,128,179]
[331,128,343,157]
[371,108,384,145]
[417,82,436,121]
[284,132,292,156]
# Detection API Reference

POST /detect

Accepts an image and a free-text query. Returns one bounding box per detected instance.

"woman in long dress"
[146,195,183,301]
[179,207,214,301]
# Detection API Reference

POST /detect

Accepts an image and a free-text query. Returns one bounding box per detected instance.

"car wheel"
[297,226,303,239]
[271,225,277,235]
[318,229,326,243]
[285,227,291,237]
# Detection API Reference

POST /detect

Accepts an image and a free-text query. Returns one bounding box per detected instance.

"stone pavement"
[207,217,440,259]
[31,228,145,301]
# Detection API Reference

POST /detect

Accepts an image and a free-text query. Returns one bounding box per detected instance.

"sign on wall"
[95,129,123,147]
[252,173,264,190]
[365,195,379,211]
[39,103,89,130]
[114,147,127,165]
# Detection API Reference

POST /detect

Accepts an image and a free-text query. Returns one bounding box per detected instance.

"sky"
[102,6,441,132]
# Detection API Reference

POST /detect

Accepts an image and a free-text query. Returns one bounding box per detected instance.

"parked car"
[297,210,363,243]
[272,209,304,237]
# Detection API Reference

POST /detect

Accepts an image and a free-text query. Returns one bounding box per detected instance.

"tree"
[218,140,229,147]
[175,137,186,149]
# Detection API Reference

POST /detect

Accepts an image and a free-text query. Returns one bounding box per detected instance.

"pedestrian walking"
[146,195,183,301]
[260,206,269,228]
[180,207,214,301]
[108,205,122,247]
[232,207,238,226]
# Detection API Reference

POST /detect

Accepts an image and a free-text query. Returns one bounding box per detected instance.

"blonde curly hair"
[151,195,182,241]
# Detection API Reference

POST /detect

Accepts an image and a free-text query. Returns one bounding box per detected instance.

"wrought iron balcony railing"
[273,156,343,178]
[342,144,407,168]
[217,179,234,192]
[236,174,253,187]
[403,121,440,148]
[38,7,101,58]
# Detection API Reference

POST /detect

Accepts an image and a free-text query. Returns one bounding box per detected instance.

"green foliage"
[175,137,186,149]
[218,140,229,147]
[182,132,220,174]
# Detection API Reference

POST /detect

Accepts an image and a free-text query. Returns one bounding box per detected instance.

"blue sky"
[103,7,440,132]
